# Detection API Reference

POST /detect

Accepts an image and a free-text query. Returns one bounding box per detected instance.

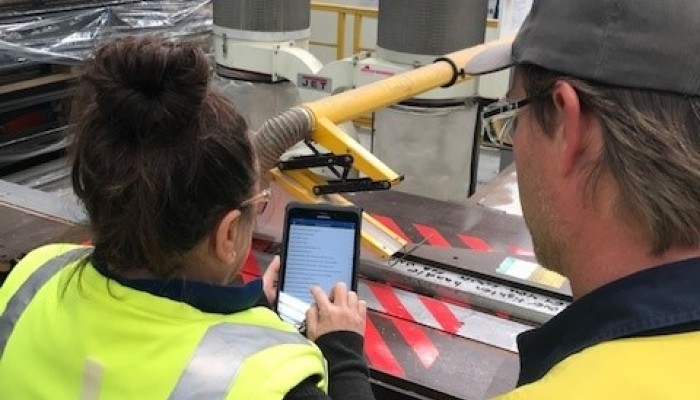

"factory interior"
[0,1,573,399]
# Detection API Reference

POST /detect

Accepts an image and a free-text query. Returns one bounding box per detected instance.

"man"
[466,0,700,398]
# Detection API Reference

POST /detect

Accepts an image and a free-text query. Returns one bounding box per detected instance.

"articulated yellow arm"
[312,117,401,184]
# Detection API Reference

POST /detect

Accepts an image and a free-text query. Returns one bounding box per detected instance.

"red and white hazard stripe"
[373,213,531,255]
[359,281,531,354]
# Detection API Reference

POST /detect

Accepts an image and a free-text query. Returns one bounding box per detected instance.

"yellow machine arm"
[253,38,513,259]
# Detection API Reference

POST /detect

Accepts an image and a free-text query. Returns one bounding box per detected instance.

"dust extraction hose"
[253,106,314,172]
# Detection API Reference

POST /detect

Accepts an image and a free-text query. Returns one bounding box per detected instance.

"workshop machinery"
[213,0,490,201]
[0,2,569,399]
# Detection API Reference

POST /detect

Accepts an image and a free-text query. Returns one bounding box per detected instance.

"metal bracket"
[314,178,391,195]
[278,153,353,172]
[278,140,392,195]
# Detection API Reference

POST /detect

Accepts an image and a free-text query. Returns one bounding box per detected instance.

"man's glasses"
[481,98,531,147]
[240,188,272,215]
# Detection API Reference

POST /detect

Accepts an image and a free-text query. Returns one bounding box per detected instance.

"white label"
[497,257,538,280]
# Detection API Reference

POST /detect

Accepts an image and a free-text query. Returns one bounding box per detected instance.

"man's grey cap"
[464,0,700,96]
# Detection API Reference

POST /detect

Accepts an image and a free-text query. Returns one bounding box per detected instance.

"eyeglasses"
[482,98,531,147]
[240,188,272,215]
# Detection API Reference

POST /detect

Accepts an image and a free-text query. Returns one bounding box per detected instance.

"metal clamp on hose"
[434,57,464,88]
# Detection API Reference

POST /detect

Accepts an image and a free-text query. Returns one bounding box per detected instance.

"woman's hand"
[262,255,280,305]
[305,282,367,341]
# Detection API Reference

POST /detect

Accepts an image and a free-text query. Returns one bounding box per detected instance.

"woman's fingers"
[310,286,331,309]
[329,282,348,306]
[305,302,319,339]
[347,289,359,310]
[358,300,367,321]
[262,255,281,304]
[304,283,366,340]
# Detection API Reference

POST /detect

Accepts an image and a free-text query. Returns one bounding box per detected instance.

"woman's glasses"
[240,188,272,215]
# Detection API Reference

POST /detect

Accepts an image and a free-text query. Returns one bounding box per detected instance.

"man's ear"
[213,209,242,265]
[551,80,587,178]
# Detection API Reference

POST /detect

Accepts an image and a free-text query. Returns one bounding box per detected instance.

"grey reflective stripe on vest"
[169,323,312,400]
[0,247,91,357]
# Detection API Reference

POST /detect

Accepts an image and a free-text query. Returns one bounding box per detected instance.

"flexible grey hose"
[253,106,314,171]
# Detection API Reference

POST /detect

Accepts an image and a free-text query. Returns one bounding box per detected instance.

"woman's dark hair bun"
[85,36,210,144]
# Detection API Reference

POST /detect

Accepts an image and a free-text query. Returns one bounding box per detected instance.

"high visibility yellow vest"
[494,332,700,399]
[0,244,327,400]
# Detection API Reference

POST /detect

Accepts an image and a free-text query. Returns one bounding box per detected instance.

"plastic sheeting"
[0,0,212,67]
[0,0,136,20]
[0,1,212,169]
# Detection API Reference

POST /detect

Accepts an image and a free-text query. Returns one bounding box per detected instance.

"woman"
[0,36,374,400]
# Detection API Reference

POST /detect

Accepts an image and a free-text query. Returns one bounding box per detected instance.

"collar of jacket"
[517,256,700,386]
[91,256,264,315]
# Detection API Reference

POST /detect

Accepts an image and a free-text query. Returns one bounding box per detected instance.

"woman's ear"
[213,209,242,265]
